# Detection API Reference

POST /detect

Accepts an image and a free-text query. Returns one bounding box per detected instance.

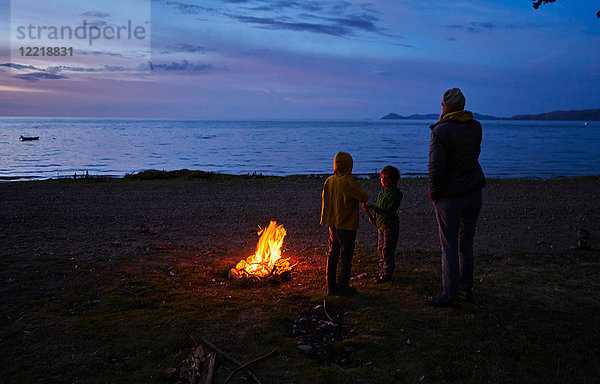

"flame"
[231,221,291,278]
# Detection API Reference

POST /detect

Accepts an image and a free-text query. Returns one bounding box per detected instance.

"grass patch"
[1,247,599,383]
[122,169,294,181]
[124,169,217,180]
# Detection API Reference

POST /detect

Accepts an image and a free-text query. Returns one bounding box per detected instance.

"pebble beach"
[2,175,598,265]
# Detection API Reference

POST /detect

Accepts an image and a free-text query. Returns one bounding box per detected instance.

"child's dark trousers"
[327,227,356,292]
[378,225,399,277]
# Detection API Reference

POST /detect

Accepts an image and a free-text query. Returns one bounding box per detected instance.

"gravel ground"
[2,176,599,265]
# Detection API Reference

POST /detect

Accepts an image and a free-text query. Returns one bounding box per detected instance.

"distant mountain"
[381,108,600,121]
[381,112,503,120]
[381,113,438,120]
[510,109,600,121]
[380,113,403,119]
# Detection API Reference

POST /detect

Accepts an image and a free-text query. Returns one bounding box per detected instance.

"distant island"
[381,108,600,121]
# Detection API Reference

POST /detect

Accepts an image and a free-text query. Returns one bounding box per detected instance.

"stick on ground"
[176,326,263,384]
[323,298,337,324]
[223,349,278,384]
[196,335,263,384]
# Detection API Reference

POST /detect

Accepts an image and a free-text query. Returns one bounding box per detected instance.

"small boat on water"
[19,135,39,141]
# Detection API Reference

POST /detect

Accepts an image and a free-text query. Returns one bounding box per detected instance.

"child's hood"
[333,152,353,177]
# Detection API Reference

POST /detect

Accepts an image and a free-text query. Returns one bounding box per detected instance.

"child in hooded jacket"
[320,152,368,296]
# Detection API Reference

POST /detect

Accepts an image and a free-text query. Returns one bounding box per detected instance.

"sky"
[0,0,599,119]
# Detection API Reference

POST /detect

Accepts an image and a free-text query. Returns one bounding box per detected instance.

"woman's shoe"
[430,295,458,307]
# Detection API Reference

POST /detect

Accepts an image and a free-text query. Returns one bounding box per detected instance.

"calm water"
[1,118,599,180]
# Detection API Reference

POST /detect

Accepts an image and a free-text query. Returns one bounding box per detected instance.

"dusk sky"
[1,0,599,119]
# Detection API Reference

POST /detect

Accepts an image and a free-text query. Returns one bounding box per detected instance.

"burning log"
[229,221,295,280]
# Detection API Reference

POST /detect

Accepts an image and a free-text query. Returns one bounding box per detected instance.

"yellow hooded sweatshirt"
[320,152,369,230]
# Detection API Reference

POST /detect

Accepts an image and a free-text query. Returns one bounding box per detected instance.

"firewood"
[204,352,216,384]
[323,298,337,324]
[196,335,263,384]
[176,325,264,384]
[223,349,277,384]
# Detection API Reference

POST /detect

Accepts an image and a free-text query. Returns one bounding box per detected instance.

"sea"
[1,118,599,181]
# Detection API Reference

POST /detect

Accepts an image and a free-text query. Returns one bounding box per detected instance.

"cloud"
[330,1,352,13]
[333,15,378,32]
[0,63,40,70]
[446,21,546,34]
[81,11,111,18]
[1,63,71,83]
[227,9,382,37]
[85,20,109,27]
[3,61,127,77]
[161,44,216,54]
[148,60,213,71]
[52,65,128,72]
[3,59,216,79]
[246,1,324,13]
[161,0,385,38]
[301,13,380,33]
[503,22,547,30]
[231,15,350,36]
[0,85,53,93]
[161,1,215,15]
[77,50,126,57]
[446,22,495,33]
[15,72,69,82]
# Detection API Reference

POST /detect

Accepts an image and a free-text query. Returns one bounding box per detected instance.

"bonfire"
[229,221,293,280]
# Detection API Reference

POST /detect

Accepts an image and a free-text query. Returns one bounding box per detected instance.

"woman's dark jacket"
[428,110,486,201]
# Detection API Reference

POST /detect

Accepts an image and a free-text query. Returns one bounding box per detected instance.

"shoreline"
[2,169,600,183]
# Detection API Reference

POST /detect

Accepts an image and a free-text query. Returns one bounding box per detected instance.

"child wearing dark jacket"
[362,165,403,284]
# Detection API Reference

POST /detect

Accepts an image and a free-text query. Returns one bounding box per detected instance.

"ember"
[229,221,292,279]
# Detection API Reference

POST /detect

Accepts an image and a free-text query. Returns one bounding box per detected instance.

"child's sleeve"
[374,191,403,218]
[349,178,368,202]
[319,182,329,226]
